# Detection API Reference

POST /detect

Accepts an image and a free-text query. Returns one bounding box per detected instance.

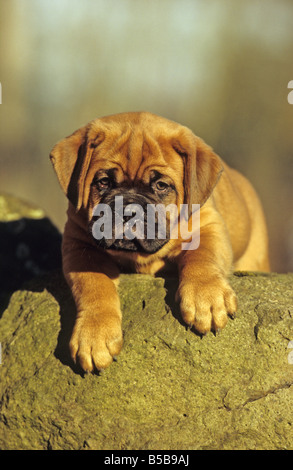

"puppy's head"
[50,112,223,254]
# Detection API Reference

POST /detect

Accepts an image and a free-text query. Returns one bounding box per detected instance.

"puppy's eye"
[155,181,169,191]
[98,177,110,188]
[92,176,111,190]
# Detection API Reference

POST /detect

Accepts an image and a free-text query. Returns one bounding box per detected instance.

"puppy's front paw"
[69,309,123,372]
[177,276,237,335]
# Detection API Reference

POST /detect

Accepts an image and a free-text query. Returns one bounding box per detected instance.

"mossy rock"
[0,270,293,450]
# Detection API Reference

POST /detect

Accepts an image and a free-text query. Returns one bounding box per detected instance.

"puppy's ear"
[190,136,224,208]
[174,133,223,217]
[50,124,103,211]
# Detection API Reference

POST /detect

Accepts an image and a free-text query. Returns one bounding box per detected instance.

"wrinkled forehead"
[87,112,186,182]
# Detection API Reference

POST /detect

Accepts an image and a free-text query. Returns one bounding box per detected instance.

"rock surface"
[0,271,293,450]
[0,193,293,450]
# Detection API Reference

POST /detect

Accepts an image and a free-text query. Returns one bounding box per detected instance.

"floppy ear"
[174,133,223,217]
[50,124,103,211]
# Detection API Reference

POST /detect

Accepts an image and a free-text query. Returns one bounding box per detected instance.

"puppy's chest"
[109,251,176,276]
[135,259,176,276]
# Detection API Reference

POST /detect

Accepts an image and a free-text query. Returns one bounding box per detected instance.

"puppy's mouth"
[98,235,168,254]
[89,191,170,254]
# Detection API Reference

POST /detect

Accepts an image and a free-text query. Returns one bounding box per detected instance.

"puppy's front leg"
[62,236,123,372]
[176,210,237,334]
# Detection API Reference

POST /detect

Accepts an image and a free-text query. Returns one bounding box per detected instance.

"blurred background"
[0,0,293,272]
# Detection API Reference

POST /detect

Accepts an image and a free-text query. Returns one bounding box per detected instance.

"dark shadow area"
[163,278,182,324]
[0,217,62,317]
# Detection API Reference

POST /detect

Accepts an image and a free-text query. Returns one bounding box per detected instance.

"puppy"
[50,112,270,372]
